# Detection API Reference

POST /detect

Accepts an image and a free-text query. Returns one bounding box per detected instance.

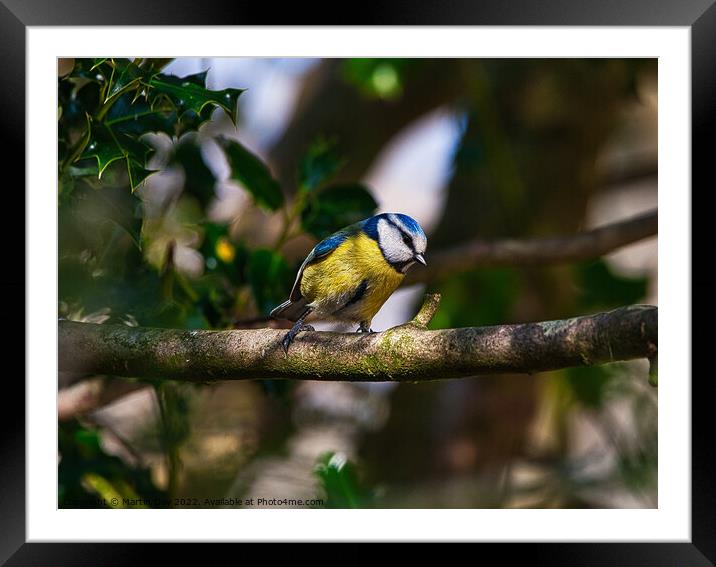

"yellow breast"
[300,232,404,322]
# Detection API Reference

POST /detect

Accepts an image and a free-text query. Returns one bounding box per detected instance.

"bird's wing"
[288,229,352,302]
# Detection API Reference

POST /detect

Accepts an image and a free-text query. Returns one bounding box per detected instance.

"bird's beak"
[414,254,427,266]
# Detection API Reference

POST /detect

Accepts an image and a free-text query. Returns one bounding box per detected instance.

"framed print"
[4,0,712,562]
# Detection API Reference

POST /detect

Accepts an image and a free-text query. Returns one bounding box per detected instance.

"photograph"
[56,56,659,511]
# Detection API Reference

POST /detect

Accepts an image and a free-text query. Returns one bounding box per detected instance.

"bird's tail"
[270,297,310,321]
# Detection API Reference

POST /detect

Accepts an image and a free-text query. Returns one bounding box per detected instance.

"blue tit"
[271,212,428,352]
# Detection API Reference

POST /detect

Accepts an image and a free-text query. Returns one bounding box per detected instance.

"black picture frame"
[4,0,711,562]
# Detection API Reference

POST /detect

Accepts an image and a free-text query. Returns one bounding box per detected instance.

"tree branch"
[404,210,657,286]
[58,295,657,383]
[58,377,147,421]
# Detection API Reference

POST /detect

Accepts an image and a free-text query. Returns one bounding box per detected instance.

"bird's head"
[365,213,428,273]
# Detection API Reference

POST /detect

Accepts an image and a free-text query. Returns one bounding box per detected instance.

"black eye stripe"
[385,217,416,252]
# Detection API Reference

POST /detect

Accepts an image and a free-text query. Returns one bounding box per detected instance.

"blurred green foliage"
[58,58,380,507]
[58,58,379,327]
[297,138,345,193]
[301,184,378,239]
[341,59,416,100]
[59,420,166,508]
[429,268,523,329]
[314,452,374,508]
[219,136,284,211]
[575,259,648,311]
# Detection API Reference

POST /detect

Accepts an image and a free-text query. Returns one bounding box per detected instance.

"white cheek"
[413,237,426,255]
[377,220,413,263]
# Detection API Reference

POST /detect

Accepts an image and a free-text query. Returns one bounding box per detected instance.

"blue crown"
[363,213,424,241]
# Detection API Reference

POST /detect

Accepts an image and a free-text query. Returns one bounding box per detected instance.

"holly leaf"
[91,58,109,71]
[147,72,244,126]
[218,136,284,211]
[127,159,155,191]
[81,120,155,191]
[104,92,178,138]
[72,58,112,83]
[104,59,151,103]
[301,183,377,239]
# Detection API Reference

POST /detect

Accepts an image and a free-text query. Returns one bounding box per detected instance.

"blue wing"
[270,220,368,320]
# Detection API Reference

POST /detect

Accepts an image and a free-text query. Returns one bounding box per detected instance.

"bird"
[271,212,428,353]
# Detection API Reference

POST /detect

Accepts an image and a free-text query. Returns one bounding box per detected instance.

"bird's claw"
[281,334,292,354]
[356,325,375,334]
[281,323,315,354]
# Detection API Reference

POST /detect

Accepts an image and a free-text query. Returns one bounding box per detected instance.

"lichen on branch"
[58,295,658,384]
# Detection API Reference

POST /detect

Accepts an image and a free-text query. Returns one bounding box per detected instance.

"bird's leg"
[281,309,315,354]
[356,321,375,334]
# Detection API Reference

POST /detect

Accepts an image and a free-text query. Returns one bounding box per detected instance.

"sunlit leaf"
[105,59,151,102]
[90,58,109,71]
[314,452,369,508]
[80,120,155,191]
[71,58,112,84]
[147,72,244,126]
[59,420,166,509]
[342,58,413,100]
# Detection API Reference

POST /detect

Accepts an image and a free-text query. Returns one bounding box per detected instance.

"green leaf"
[648,356,658,387]
[147,72,244,126]
[246,249,291,314]
[71,58,112,84]
[104,92,178,138]
[140,58,175,72]
[301,183,377,239]
[80,121,155,191]
[59,420,166,509]
[565,365,615,408]
[91,58,109,71]
[127,159,155,191]
[171,137,217,209]
[104,59,151,103]
[218,136,284,211]
[314,452,368,508]
[298,138,345,192]
[429,267,522,329]
[342,59,413,100]
[200,222,248,281]
[575,260,648,310]
[93,184,144,248]
[61,113,93,171]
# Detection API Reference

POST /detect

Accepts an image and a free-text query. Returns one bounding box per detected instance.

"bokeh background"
[58,57,657,508]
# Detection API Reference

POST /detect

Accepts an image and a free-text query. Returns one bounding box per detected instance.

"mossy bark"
[59,300,657,383]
